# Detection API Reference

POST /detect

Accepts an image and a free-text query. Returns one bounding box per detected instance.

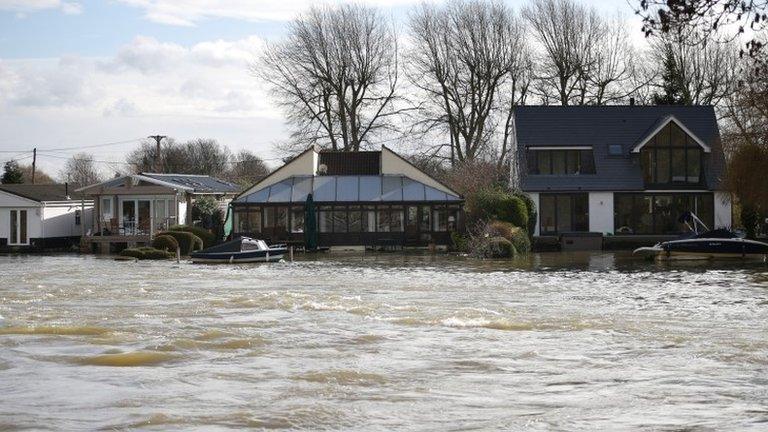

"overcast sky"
[0,0,643,178]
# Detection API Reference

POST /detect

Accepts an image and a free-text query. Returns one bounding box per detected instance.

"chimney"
[629,97,635,106]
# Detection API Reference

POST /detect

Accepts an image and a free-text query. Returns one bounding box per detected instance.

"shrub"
[157,231,203,255]
[469,187,528,228]
[169,225,217,248]
[465,220,531,258]
[138,247,173,260]
[513,192,537,239]
[192,235,204,252]
[120,248,145,259]
[451,231,469,253]
[474,236,514,258]
[152,235,179,252]
[119,247,173,260]
[508,227,531,255]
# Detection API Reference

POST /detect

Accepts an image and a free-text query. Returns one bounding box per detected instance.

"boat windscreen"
[696,229,738,239]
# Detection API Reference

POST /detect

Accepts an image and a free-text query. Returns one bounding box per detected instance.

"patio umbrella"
[304,193,318,251]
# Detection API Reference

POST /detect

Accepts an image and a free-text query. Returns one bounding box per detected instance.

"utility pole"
[148,135,166,173]
[31,148,36,184]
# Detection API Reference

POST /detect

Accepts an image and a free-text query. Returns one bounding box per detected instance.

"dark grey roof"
[234,175,462,204]
[0,184,85,202]
[140,173,241,193]
[516,105,725,191]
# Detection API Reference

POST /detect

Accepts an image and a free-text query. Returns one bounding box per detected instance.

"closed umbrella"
[304,193,318,251]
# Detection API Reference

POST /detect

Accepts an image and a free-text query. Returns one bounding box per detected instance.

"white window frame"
[9,209,29,245]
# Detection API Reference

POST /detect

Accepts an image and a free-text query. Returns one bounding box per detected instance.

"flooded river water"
[1,252,767,431]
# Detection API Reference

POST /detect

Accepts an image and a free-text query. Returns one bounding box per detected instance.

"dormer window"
[639,122,703,187]
[527,147,595,175]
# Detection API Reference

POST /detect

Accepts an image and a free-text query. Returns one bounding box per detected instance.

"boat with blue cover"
[190,237,287,264]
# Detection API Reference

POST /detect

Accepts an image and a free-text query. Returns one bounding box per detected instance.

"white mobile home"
[0,184,93,251]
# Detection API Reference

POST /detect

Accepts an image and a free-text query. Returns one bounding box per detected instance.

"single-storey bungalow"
[0,184,93,251]
[232,146,463,248]
[76,173,240,252]
[515,105,731,241]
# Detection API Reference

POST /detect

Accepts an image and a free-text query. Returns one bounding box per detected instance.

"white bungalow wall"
[41,203,93,238]
[0,190,42,243]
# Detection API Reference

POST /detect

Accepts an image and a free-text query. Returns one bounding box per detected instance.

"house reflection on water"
[231,147,464,248]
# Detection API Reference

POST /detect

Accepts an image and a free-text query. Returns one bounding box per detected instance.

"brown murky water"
[1,252,767,431]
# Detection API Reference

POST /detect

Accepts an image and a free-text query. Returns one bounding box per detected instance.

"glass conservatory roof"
[235,175,461,204]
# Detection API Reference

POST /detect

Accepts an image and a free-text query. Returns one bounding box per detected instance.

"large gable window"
[640,122,703,187]
[528,149,595,175]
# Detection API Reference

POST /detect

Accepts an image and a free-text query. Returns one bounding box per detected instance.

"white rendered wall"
[588,192,614,234]
[41,203,93,238]
[527,192,540,236]
[0,191,41,243]
[714,191,732,229]
[0,207,41,243]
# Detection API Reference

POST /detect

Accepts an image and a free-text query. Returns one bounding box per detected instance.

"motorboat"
[634,212,768,261]
[190,237,287,264]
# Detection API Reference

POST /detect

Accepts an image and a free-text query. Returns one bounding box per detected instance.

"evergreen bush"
[471,188,529,229]
[152,235,179,252]
[119,247,173,260]
[169,225,216,248]
[157,231,203,255]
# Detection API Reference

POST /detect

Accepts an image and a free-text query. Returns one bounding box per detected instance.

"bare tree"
[184,139,231,178]
[407,0,530,167]
[256,4,401,153]
[18,164,55,184]
[650,32,739,106]
[126,138,231,176]
[524,0,649,106]
[60,153,104,188]
[523,0,602,105]
[636,0,767,62]
[226,150,271,187]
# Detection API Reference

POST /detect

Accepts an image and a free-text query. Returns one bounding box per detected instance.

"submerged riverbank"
[1,253,767,430]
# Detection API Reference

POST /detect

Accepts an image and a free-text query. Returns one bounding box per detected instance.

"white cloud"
[0,0,82,15]
[117,0,425,25]
[1,34,276,120]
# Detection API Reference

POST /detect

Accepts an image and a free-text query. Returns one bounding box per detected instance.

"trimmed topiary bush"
[119,247,173,260]
[157,231,203,255]
[152,234,179,252]
[138,247,173,260]
[191,235,203,252]
[120,248,145,259]
[169,225,217,248]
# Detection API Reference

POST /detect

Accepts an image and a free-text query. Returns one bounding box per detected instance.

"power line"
[0,138,144,154]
